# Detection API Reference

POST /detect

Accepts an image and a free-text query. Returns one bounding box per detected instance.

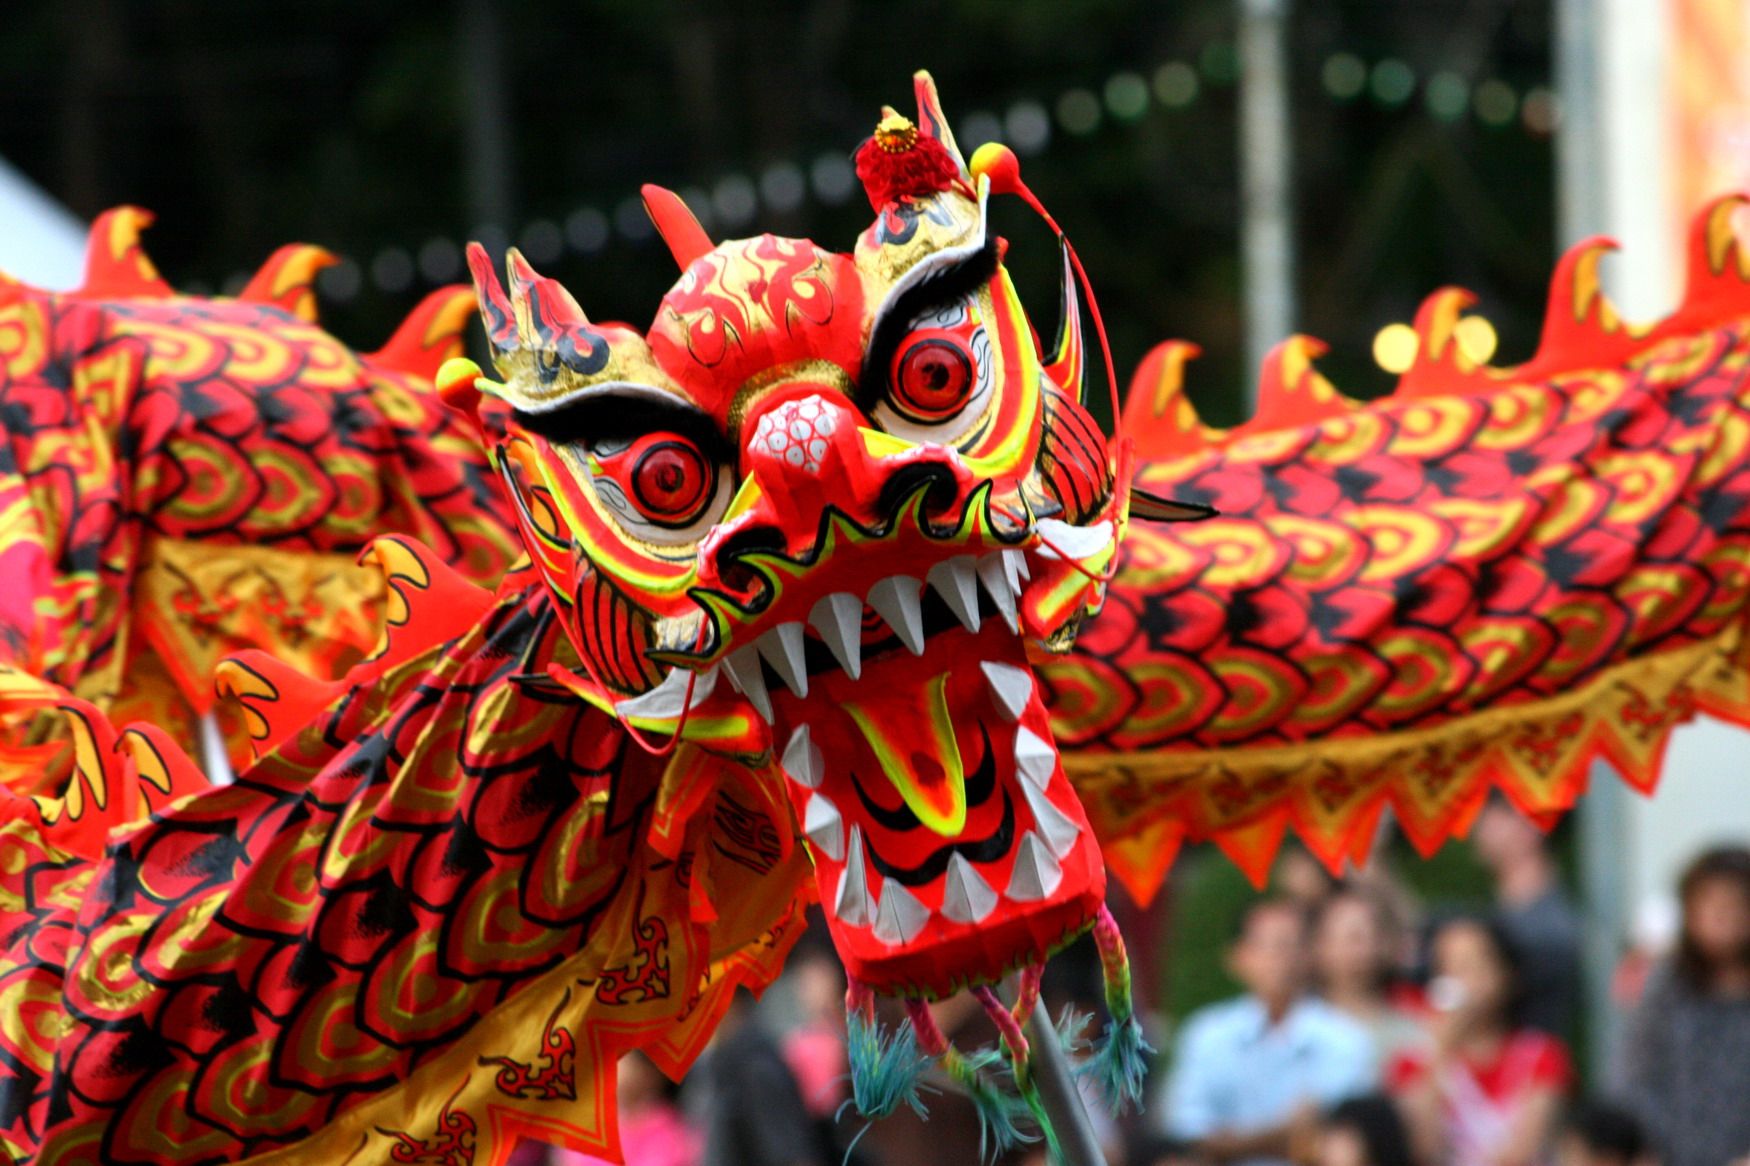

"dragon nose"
[740,390,871,510]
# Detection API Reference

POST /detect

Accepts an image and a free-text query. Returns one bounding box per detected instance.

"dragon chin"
[742,550,1109,999]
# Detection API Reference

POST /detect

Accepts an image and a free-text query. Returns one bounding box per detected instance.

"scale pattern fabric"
[0,207,520,801]
[0,541,809,1166]
[1058,201,1750,901]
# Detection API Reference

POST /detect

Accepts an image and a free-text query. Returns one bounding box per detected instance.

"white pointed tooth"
[804,791,845,860]
[981,661,1033,723]
[927,556,982,633]
[976,553,1019,632]
[1007,831,1063,901]
[867,576,926,655]
[614,664,719,720]
[1023,781,1081,859]
[872,881,930,946]
[1036,518,1114,562]
[757,622,809,698]
[941,853,999,925]
[722,645,772,723]
[781,725,823,788]
[834,827,874,926]
[1015,726,1057,790]
[1003,547,1030,588]
[808,593,863,680]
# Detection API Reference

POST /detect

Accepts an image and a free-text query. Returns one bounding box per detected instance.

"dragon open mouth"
[708,540,1108,997]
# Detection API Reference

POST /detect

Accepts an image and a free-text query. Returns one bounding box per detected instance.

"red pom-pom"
[855,116,962,210]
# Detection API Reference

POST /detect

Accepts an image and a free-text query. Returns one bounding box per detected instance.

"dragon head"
[459,74,1198,1001]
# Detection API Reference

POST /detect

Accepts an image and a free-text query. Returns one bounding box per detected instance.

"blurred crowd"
[505,802,1750,1166]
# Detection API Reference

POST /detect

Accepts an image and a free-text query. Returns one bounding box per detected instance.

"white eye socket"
[578,429,733,548]
[873,294,994,445]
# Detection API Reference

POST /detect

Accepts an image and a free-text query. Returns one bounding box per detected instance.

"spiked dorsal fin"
[1119,340,1224,459]
[239,243,337,322]
[80,207,174,298]
[214,653,344,762]
[1393,287,1494,398]
[1240,335,1357,433]
[1666,194,1750,331]
[368,285,478,380]
[1515,236,1646,378]
[357,535,495,672]
[117,722,211,807]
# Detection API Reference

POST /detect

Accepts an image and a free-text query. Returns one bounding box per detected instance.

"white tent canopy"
[0,157,84,290]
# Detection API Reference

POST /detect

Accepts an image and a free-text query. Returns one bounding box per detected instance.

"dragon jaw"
[728,526,1111,998]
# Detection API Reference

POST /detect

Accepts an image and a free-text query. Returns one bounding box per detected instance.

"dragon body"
[0,206,518,804]
[0,71,1745,1166]
[1059,204,1750,902]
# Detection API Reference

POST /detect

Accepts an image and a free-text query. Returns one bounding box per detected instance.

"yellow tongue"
[843,672,967,836]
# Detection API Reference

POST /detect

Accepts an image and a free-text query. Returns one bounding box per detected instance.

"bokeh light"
[1373,322,1419,373]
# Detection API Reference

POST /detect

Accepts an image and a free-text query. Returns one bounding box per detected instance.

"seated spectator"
[1315,887,1427,1067]
[1163,898,1377,1165]
[1556,1101,1655,1166]
[688,990,827,1166]
[779,947,848,1121]
[1314,1095,1417,1166]
[1613,845,1750,1166]
[1472,799,1581,1038]
[1389,916,1571,1166]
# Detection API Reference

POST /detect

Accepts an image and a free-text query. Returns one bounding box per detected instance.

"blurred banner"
[1671,0,1750,250]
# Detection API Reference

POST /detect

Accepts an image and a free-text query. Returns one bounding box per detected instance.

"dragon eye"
[626,436,712,523]
[891,338,973,421]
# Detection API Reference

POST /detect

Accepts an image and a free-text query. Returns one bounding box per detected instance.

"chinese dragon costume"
[0,70,1743,1166]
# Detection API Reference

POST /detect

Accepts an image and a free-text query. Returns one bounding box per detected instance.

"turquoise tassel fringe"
[1077,1014,1154,1115]
[842,1010,935,1121]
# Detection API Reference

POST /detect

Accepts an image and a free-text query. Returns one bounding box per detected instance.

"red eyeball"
[891,338,973,421]
[624,435,713,524]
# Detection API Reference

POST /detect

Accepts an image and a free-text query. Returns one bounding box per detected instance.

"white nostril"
[748,394,850,477]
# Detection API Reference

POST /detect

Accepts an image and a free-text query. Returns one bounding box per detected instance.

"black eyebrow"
[512,392,733,464]
[858,236,1001,409]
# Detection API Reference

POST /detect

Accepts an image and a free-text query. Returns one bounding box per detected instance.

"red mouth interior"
[740,564,1106,997]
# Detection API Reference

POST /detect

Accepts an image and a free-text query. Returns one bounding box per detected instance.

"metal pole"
[1561,0,1669,1082]
[1238,0,1296,409]
[1557,0,1622,1089]
[1554,0,1605,244]
[1026,998,1105,1166]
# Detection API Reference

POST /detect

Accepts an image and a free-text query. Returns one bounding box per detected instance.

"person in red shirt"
[1388,916,1573,1166]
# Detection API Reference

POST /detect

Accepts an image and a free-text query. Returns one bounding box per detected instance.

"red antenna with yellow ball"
[969,142,1122,430]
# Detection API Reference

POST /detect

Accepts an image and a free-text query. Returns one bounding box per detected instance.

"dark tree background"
[0,0,1554,425]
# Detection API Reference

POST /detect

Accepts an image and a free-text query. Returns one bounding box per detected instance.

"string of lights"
[188,50,1559,304]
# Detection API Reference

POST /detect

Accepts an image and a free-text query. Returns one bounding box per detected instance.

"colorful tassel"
[1078,904,1154,1114]
[904,999,1036,1161]
[974,984,1061,1162]
[842,1003,934,1123]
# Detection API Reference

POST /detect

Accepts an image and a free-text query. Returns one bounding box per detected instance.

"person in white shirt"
[1163,898,1378,1166]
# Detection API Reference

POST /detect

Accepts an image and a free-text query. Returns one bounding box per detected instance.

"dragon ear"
[913,70,969,178]
[465,241,519,357]
[503,248,594,353]
[641,184,715,271]
[1042,238,1086,402]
